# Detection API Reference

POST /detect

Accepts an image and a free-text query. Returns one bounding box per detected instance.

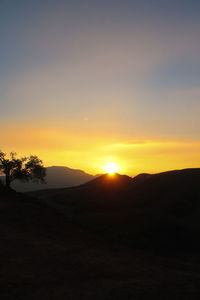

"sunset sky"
[1,0,200,175]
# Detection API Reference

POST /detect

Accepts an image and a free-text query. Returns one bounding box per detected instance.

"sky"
[1,0,200,175]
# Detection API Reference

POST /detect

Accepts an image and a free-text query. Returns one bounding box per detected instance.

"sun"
[104,162,119,175]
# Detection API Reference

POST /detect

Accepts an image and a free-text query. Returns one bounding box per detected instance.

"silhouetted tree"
[0,151,46,189]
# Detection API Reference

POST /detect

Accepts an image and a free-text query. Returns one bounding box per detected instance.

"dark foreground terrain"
[1,169,200,299]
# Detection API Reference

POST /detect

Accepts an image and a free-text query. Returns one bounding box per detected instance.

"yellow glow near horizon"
[103,162,119,175]
[1,123,200,176]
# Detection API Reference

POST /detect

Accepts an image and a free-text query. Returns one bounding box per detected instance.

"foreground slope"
[1,190,200,299]
[31,169,200,251]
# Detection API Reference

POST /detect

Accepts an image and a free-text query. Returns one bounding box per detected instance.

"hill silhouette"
[132,173,152,187]
[84,173,133,190]
[31,168,200,252]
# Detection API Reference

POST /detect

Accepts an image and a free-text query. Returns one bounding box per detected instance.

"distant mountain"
[1,166,96,192]
[31,168,200,252]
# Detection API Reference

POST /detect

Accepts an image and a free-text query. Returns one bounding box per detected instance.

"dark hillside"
[132,173,152,187]
[84,173,133,189]
[31,169,200,252]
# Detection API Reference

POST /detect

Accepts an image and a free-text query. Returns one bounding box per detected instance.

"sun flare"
[104,162,119,175]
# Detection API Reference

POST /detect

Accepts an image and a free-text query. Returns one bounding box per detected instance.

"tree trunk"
[5,172,11,189]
